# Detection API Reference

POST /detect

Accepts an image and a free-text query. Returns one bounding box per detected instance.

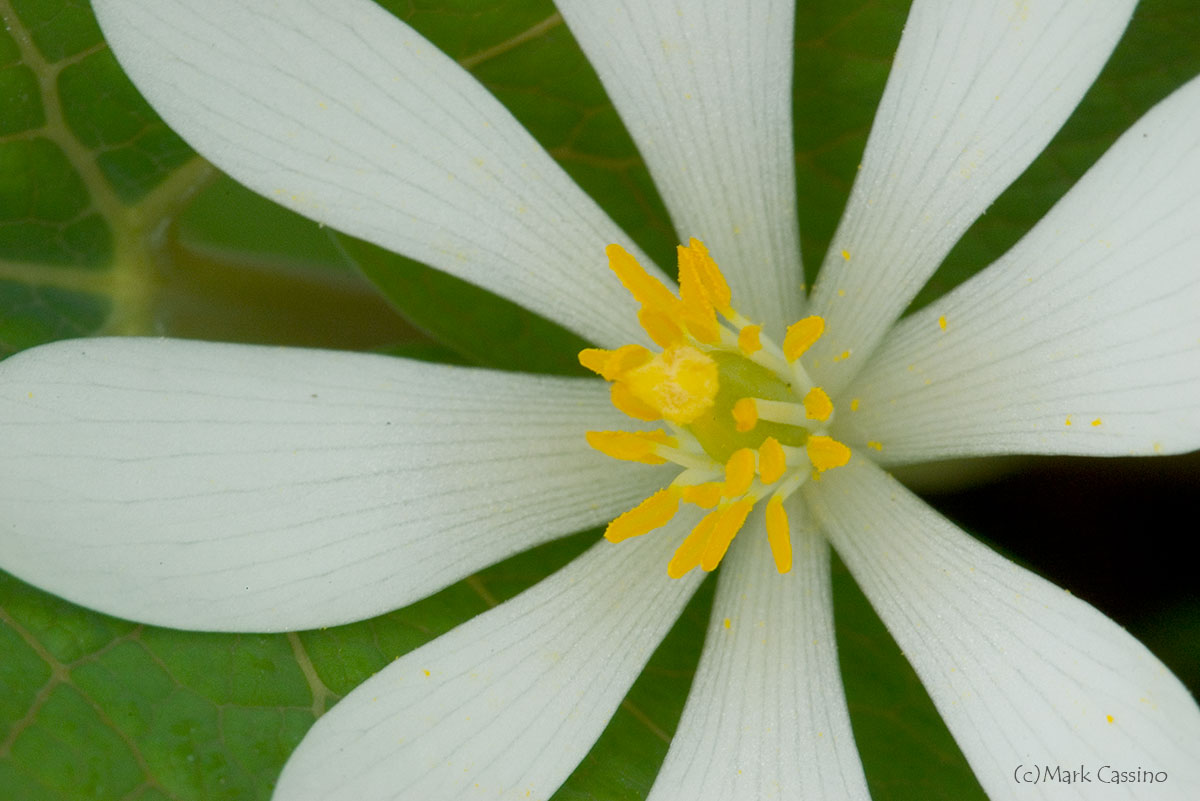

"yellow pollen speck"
[938,315,947,331]
[1106,714,1114,724]
[732,397,758,432]
[1065,417,1073,426]
[832,350,851,362]
[1153,441,1164,453]
[841,248,851,261]
[867,441,883,452]
[803,387,834,421]
[1091,418,1102,427]
[423,669,431,677]
[837,288,846,297]
[723,617,731,630]
[850,398,860,412]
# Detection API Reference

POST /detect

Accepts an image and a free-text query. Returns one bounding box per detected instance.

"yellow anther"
[807,435,851,472]
[637,307,686,348]
[783,316,825,361]
[605,488,679,543]
[765,495,792,573]
[585,430,675,464]
[737,324,762,355]
[757,437,786,484]
[610,382,660,421]
[723,448,756,498]
[803,387,834,421]
[677,244,721,344]
[684,238,732,313]
[578,348,610,376]
[701,499,753,571]
[578,344,652,381]
[606,244,679,315]
[680,482,722,509]
[668,509,719,578]
[624,345,719,424]
[732,397,758,432]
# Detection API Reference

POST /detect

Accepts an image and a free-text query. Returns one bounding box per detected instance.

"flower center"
[581,239,852,578]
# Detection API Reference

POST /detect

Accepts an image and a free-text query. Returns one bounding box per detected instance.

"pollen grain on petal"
[605,488,679,543]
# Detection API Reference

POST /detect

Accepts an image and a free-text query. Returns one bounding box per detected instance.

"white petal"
[805,456,1200,801]
[273,525,703,801]
[808,0,1135,394]
[837,76,1200,464]
[556,0,804,330]
[0,338,665,632]
[647,502,869,801]
[91,0,650,348]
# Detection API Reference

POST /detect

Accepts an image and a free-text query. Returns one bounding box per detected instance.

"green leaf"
[2,0,1199,799]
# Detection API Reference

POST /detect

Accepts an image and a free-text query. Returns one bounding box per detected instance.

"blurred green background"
[1,0,1198,799]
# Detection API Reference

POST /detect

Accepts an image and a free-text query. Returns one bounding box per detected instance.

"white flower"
[1,1,1198,799]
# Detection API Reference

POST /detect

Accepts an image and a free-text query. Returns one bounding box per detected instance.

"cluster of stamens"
[582,239,852,578]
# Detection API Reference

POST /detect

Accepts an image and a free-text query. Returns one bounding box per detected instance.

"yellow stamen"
[765,495,791,573]
[605,488,679,543]
[737,324,763,355]
[680,482,722,509]
[758,437,786,484]
[783,316,825,361]
[723,448,756,497]
[606,244,679,315]
[803,386,833,421]
[732,397,758,432]
[807,436,851,472]
[624,345,719,424]
[637,307,685,348]
[585,430,675,464]
[684,238,732,313]
[610,382,660,421]
[668,510,719,578]
[701,499,754,571]
[578,344,651,381]
[676,244,721,344]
